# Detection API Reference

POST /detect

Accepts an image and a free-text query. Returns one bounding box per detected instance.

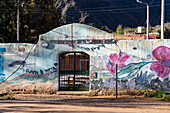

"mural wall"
[90,41,170,91]
[0,23,169,92]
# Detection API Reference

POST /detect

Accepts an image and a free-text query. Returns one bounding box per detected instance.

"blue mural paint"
[0,48,6,81]
[108,59,114,65]
[0,48,6,54]
[0,77,5,81]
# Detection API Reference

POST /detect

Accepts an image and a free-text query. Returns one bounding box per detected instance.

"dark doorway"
[59,52,90,91]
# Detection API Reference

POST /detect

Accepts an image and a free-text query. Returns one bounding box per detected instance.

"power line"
[68,3,170,13]
[68,1,165,10]
[67,4,170,15]
[1,3,170,13]
[0,1,163,10]
[1,2,169,11]
[0,3,170,15]
[73,4,141,10]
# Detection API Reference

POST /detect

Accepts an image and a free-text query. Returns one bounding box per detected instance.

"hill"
[56,0,170,31]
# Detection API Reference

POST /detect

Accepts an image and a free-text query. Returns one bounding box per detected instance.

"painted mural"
[0,23,169,92]
[0,48,6,81]
[90,45,170,91]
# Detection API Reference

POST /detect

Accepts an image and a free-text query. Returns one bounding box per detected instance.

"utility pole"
[136,0,149,40]
[161,0,165,39]
[146,4,149,40]
[17,0,19,42]
[115,64,118,99]
[115,43,121,100]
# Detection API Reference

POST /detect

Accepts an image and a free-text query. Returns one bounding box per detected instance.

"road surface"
[0,94,169,113]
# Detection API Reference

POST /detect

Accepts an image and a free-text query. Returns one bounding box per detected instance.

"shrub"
[144,90,169,101]
[163,96,170,101]
[154,90,166,98]
[0,95,15,100]
[146,92,155,97]
[85,91,98,96]
[144,90,166,98]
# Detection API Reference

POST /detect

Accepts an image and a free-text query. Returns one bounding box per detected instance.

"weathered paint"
[0,23,169,92]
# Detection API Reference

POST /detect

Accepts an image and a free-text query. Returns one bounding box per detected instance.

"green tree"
[123,27,134,34]
[0,0,61,43]
[0,0,17,42]
[116,24,123,35]
[157,28,170,39]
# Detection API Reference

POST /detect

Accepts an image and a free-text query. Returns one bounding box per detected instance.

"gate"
[59,52,89,91]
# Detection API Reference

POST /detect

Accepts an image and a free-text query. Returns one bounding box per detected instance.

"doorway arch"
[59,52,90,91]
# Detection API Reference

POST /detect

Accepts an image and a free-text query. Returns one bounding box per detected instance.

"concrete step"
[57,91,89,95]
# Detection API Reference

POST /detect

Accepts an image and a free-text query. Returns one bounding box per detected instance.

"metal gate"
[59,52,89,91]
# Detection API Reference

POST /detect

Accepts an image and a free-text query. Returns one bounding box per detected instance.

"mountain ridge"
[56,0,170,31]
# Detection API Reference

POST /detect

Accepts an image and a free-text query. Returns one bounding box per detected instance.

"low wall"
[0,39,169,92]
[90,40,170,91]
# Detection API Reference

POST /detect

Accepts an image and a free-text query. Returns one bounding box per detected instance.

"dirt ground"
[0,94,169,113]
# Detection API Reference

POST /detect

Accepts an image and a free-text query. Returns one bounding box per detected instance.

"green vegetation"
[162,96,170,101]
[144,90,170,101]
[106,98,114,100]
[0,95,15,100]
[84,90,170,102]
[85,91,98,96]
[123,27,136,33]
[115,25,146,35]
[156,28,170,39]
[116,24,123,35]
[0,0,61,43]
[144,90,166,98]
[115,23,170,38]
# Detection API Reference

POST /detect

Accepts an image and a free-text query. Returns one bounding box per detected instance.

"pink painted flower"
[150,46,170,78]
[106,52,130,74]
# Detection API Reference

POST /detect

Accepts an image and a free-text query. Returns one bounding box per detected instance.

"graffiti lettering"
[26,69,39,75]
[44,66,56,72]
[26,65,58,75]
[40,69,44,74]
[77,44,106,52]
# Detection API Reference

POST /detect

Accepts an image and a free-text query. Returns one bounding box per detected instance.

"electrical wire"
[0,42,38,84]
[1,2,170,13]
[72,4,141,10]
[69,3,170,13]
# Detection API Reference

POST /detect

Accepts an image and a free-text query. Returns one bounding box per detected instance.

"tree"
[0,1,17,42]
[157,28,170,39]
[0,0,61,43]
[123,27,134,34]
[116,24,123,35]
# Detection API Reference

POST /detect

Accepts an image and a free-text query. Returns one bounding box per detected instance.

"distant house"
[115,34,158,40]
[114,34,145,40]
[144,35,157,39]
